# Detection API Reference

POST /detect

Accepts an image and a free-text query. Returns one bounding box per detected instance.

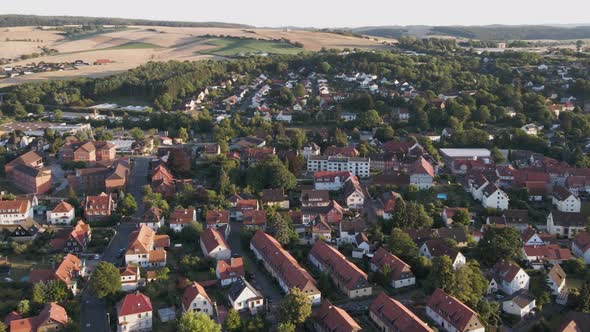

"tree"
[277,322,296,332]
[129,127,144,140]
[452,209,470,226]
[224,309,242,331]
[388,228,419,264]
[177,127,189,142]
[90,262,122,298]
[476,227,521,266]
[246,155,296,191]
[390,198,408,230]
[267,211,294,246]
[491,147,506,164]
[427,256,456,293]
[181,221,203,242]
[406,201,433,228]
[450,261,488,307]
[16,300,29,315]
[0,322,6,332]
[574,281,590,313]
[118,193,137,216]
[32,280,69,303]
[577,40,585,52]
[358,109,382,129]
[279,288,312,325]
[178,311,221,332]
[334,128,348,147]
[54,109,63,121]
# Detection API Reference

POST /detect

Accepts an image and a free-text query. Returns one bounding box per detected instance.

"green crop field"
[200,37,304,57]
[104,42,161,50]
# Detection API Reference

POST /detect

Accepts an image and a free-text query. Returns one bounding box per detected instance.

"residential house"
[324,146,359,158]
[234,199,259,221]
[9,303,68,332]
[420,239,466,270]
[119,265,141,292]
[116,292,153,332]
[301,200,344,225]
[168,207,196,232]
[547,211,587,238]
[140,207,164,231]
[442,208,469,227]
[378,191,401,220]
[46,201,75,225]
[200,227,231,261]
[182,282,213,315]
[522,245,573,268]
[502,291,536,317]
[313,171,353,190]
[243,210,267,231]
[4,151,51,194]
[342,177,365,209]
[313,300,361,332]
[216,256,245,287]
[370,248,415,289]
[409,157,435,189]
[125,225,170,268]
[572,231,590,263]
[261,189,289,209]
[425,288,485,332]
[64,220,92,253]
[83,192,115,222]
[206,210,230,230]
[301,143,321,159]
[227,277,264,315]
[481,182,510,210]
[0,199,33,224]
[547,264,567,295]
[558,312,590,332]
[370,293,433,332]
[301,189,330,208]
[250,231,321,304]
[552,186,581,213]
[0,219,43,241]
[29,254,84,295]
[309,241,372,299]
[354,232,371,257]
[60,140,116,162]
[491,260,530,295]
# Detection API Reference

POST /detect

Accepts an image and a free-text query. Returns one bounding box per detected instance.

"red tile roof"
[52,201,74,213]
[494,260,523,283]
[309,241,369,291]
[0,199,30,214]
[243,210,267,226]
[313,171,352,183]
[200,227,229,254]
[206,210,229,225]
[371,248,414,281]
[250,231,319,294]
[411,156,435,177]
[182,282,210,311]
[370,293,433,332]
[118,292,152,317]
[217,257,245,281]
[426,288,483,332]
[314,300,361,332]
[574,231,590,253]
[169,207,195,225]
[523,244,573,261]
[324,146,360,158]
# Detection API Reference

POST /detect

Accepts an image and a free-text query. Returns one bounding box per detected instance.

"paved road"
[80,157,150,332]
[227,222,282,320]
[360,181,378,223]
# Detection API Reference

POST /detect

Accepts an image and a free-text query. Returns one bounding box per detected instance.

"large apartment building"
[307,156,370,178]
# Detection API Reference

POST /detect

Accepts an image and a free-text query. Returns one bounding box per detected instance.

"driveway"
[127,157,150,219]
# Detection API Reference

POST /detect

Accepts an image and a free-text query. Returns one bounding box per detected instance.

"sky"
[2,0,590,28]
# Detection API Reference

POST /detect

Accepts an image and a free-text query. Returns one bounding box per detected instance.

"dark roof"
[228,277,263,303]
[553,186,576,201]
[550,211,587,227]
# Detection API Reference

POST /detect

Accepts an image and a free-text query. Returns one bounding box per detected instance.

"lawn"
[200,38,304,57]
[87,228,115,254]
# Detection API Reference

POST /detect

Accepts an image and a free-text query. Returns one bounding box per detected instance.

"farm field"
[0,25,394,87]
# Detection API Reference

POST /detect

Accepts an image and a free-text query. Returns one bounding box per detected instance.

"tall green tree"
[427,256,456,293]
[178,311,221,332]
[476,226,521,266]
[224,309,242,331]
[388,228,419,264]
[118,193,137,216]
[279,288,312,325]
[90,262,122,298]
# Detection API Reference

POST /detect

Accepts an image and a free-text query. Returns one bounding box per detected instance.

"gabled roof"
[309,240,369,291]
[217,257,244,281]
[553,186,576,201]
[494,260,525,283]
[426,288,483,332]
[423,239,461,261]
[371,248,414,281]
[261,188,286,203]
[314,300,361,332]
[411,156,435,177]
[54,254,81,285]
[182,282,210,310]
[523,244,573,261]
[200,227,229,254]
[52,201,74,213]
[548,264,566,286]
[6,151,42,168]
[549,210,587,227]
[505,291,535,309]
[169,207,195,225]
[206,210,229,225]
[243,210,266,226]
[313,171,352,183]
[370,293,433,332]
[69,220,90,247]
[228,277,262,303]
[559,312,590,332]
[118,292,152,316]
[0,199,30,214]
[573,231,590,253]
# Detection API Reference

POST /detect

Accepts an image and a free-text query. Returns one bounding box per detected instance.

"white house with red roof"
[83,192,115,222]
[370,248,415,288]
[234,199,259,221]
[200,227,231,261]
[0,199,33,224]
[46,201,75,224]
[370,293,433,332]
[10,302,68,332]
[426,288,485,332]
[182,282,213,315]
[117,292,152,332]
[119,265,141,292]
[490,260,530,295]
[420,239,466,270]
[168,207,196,232]
[343,177,365,209]
[125,225,170,268]
[547,264,567,296]
[572,231,590,263]
[409,157,435,189]
[228,277,264,315]
[552,186,581,213]
[216,256,245,287]
[313,171,353,190]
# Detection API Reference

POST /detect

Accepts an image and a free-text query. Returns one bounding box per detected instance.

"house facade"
[116,292,152,332]
[47,201,75,225]
[426,288,485,332]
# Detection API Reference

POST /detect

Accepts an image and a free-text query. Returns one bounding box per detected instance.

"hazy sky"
[2,0,590,28]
